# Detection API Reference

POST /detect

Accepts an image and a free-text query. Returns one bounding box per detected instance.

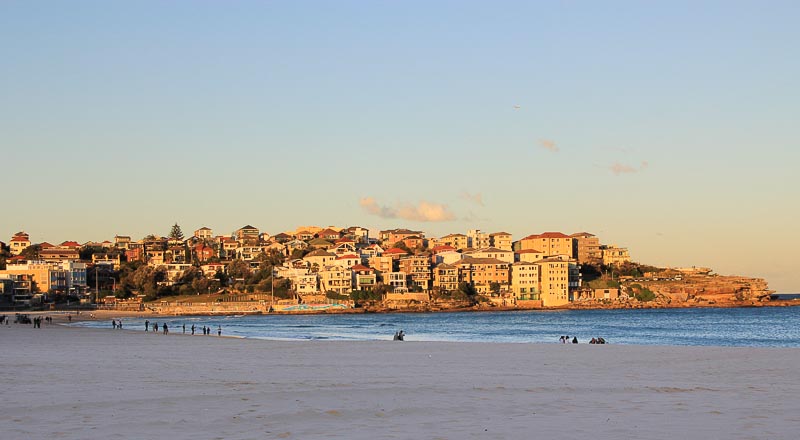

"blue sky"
[1,1,798,291]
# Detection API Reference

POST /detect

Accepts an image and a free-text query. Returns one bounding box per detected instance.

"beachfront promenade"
[3,323,799,439]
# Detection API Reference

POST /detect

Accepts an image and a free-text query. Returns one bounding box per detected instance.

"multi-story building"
[454,257,510,294]
[383,272,408,292]
[352,264,377,291]
[318,265,352,295]
[535,258,570,307]
[368,255,394,274]
[334,254,361,268]
[234,225,260,244]
[194,227,214,240]
[342,226,369,244]
[570,232,601,264]
[489,232,513,251]
[114,235,132,250]
[464,247,514,263]
[436,233,469,250]
[39,247,80,262]
[401,235,425,250]
[601,245,631,266]
[516,249,545,263]
[304,249,336,269]
[316,228,342,241]
[398,255,431,291]
[9,232,30,255]
[518,232,573,257]
[381,229,425,246]
[432,263,458,292]
[0,273,33,305]
[467,229,491,249]
[511,262,539,300]
[92,253,121,270]
[383,247,409,261]
[1,261,76,294]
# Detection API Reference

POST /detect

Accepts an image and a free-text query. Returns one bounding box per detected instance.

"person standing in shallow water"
[145,320,149,332]
[218,325,221,337]
[182,323,186,334]
[191,324,195,335]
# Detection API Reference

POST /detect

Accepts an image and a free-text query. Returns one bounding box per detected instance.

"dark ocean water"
[71,306,800,347]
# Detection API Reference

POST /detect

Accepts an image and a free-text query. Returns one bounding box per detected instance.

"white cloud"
[359,197,456,222]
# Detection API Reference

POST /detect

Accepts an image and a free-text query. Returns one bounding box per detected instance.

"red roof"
[39,242,54,249]
[317,228,341,237]
[10,236,29,242]
[60,241,81,248]
[351,264,374,272]
[517,249,544,254]
[384,247,408,254]
[522,232,571,240]
[337,254,359,260]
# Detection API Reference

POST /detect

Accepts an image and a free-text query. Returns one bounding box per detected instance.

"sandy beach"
[2,321,799,439]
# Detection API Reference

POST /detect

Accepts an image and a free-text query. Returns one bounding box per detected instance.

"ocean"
[71,306,800,347]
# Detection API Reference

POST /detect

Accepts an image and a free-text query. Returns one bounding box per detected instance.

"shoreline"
[8,298,799,323]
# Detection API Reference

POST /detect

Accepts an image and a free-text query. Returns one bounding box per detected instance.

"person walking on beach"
[118,320,122,329]
[218,325,221,337]
[191,324,195,335]
[182,323,186,334]
[153,322,158,333]
[112,319,116,329]
[145,320,149,332]
[163,323,169,335]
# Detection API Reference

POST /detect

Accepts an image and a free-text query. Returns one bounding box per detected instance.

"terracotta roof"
[60,241,81,248]
[351,264,374,272]
[522,232,571,240]
[441,233,467,238]
[336,254,359,260]
[517,249,544,254]
[10,236,29,242]
[305,249,335,258]
[384,248,408,255]
[39,242,54,249]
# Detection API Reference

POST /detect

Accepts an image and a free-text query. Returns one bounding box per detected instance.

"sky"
[1,1,798,292]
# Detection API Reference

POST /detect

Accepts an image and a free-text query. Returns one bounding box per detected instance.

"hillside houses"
[1,224,632,308]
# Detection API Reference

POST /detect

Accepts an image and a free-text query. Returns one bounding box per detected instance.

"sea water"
[71,306,800,347]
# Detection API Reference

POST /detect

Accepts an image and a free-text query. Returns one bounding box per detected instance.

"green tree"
[226,260,252,283]
[169,223,185,241]
[489,282,501,294]
[20,244,41,260]
[458,282,477,297]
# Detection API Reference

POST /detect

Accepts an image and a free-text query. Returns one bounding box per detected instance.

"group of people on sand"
[393,330,405,341]
[111,319,123,329]
[143,320,221,336]
[559,335,608,344]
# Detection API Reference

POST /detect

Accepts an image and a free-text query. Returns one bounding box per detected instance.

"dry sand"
[2,322,799,439]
